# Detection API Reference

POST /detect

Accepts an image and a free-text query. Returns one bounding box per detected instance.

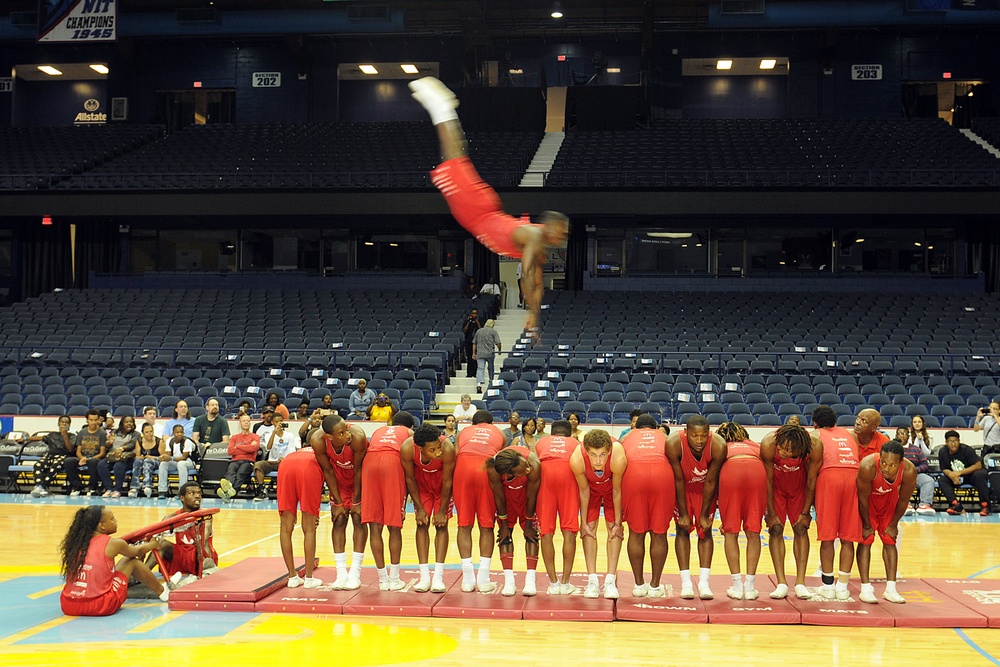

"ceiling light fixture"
[89,64,109,74]
[37,65,62,76]
[358,64,378,75]
[716,60,733,70]
[759,59,776,70]
[400,64,418,74]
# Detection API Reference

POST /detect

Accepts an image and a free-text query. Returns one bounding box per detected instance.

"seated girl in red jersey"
[60,505,168,616]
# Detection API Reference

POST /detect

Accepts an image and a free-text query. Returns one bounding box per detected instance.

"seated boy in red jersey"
[401,423,456,593]
[856,439,917,605]
[569,429,626,599]
[157,482,218,582]
[409,76,568,339]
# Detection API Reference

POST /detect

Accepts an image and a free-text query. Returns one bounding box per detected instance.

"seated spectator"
[366,392,398,424]
[231,399,256,419]
[253,413,301,501]
[938,429,990,516]
[618,409,642,441]
[97,416,139,498]
[158,424,196,499]
[442,414,458,445]
[218,414,260,502]
[29,415,76,498]
[140,405,163,439]
[295,400,311,421]
[567,412,584,441]
[501,411,521,446]
[163,400,195,440]
[298,408,324,443]
[453,394,476,423]
[129,423,162,498]
[899,426,935,516]
[349,379,376,419]
[64,409,107,497]
[264,391,290,421]
[255,406,277,441]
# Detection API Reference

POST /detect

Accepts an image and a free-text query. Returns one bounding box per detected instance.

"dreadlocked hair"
[774,424,812,459]
[60,505,105,581]
[716,422,749,443]
[490,448,525,477]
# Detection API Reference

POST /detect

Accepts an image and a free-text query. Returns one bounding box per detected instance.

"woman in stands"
[442,414,459,445]
[516,417,539,452]
[265,391,290,421]
[909,415,932,456]
[60,505,168,616]
[97,416,139,498]
[129,423,162,498]
[568,412,585,441]
[163,400,194,440]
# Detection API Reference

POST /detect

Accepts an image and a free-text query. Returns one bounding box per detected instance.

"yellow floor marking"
[0,615,74,646]
[126,610,184,634]
[26,585,62,600]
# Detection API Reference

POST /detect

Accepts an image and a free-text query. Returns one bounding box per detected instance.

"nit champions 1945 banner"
[38,0,116,43]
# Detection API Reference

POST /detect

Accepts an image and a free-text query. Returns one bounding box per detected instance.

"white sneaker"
[287,575,304,588]
[218,478,236,501]
[331,575,348,590]
[37,487,50,497]
[559,582,577,595]
[770,583,789,599]
[726,587,744,601]
[859,588,877,604]
[414,578,432,593]
[143,487,152,498]
[632,582,650,598]
[522,579,537,597]
[30,485,45,498]
[69,490,81,497]
[501,582,517,597]
[159,587,170,602]
[904,504,915,515]
[128,489,138,498]
[698,582,715,600]
[547,582,561,595]
[883,589,906,604]
[431,578,447,593]
[743,588,759,601]
[603,580,619,599]
[819,584,836,599]
[344,575,362,590]
[647,585,666,598]
[795,584,812,599]
[583,582,600,599]
[461,580,477,593]
[476,580,496,593]
[408,77,459,121]
[387,579,406,591]
[916,503,936,516]
[836,588,851,601]
[304,577,323,589]
[680,582,695,599]
[169,571,184,586]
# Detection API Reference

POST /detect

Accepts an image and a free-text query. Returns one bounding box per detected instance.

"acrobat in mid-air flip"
[409,76,568,338]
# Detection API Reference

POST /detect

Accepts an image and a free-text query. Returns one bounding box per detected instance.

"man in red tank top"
[855,408,889,460]
[810,405,864,601]
[856,439,917,605]
[489,445,542,597]
[570,429,627,599]
[453,410,506,592]
[401,423,456,593]
[620,414,689,598]
[667,415,725,601]
[533,420,582,595]
[361,412,416,591]
[760,423,821,600]
[409,76,568,339]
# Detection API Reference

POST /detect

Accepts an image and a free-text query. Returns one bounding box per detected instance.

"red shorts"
[815,467,863,543]
[419,489,454,519]
[504,481,529,529]
[587,485,614,524]
[361,451,406,528]
[773,487,806,524]
[675,488,715,539]
[861,507,898,545]
[162,538,219,578]
[277,449,324,517]
[622,462,675,534]
[453,456,496,528]
[536,464,580,535]
[718,458,767,534]
[60,571,129,617]
[430,157,523,259]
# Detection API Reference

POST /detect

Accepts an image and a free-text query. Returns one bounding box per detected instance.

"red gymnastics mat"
[169,557,312,612]
[255,567,362,614]
[521,572,615,622]
[700,575,800,625]
[613,571,708,624]
[771,576,894,627]
[923,578,1000,628]
[432,572,528,620]
[844,578,988,628]
[341,567,461,617]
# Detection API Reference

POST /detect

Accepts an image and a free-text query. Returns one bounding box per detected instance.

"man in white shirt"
[253,413,301,500]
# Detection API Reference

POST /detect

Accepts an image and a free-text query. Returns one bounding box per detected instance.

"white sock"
[433,563,445,580]
[604,573,616,586]
[334,552,348,578]
[389,564,400,582]
[504,569,515,586]
[885,580,898,595]
[679,569,692,586]
[350,551,365,577]
[524,569,536,587]
[588,574,599,587]
[418,563,430,580]
[461,558,475,583]
[377,567,388,583]
[477,557,492,583]
[836,571,851,592]
[861,582,875,594]
[745,574,756,590]
[731,574,743,590]
[700,567,712,585]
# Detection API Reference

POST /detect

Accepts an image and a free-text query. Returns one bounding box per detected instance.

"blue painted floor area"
[0,576,69,639]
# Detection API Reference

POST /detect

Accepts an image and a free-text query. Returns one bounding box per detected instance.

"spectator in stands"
[462,308,482,378]
[618,410,643,441]
[501,411,521,446]
[453,394,476,423]
[97,416,139,498]
[349,379,376,419]
[515,264,524,308]
[443,414,459,445]
[462,276,477,299]
[658,423,672,438]
[785,415,801,427]
[410,76,569,339]
[193,398,230,448]
[898,426,936,516]
[264,391,290,421]
[253,413,300,501]
[516,417,539,451]
[568,412,585,441]
[480,276,501,296]
[320,392,338,417]
[29,415,75,498]
[141,405,162,439]
[233,399,255,419]
[366,392,398,424]
[296,400,311,421]
[909,415,932,455]
[163,400,194,440]
[536,418,547,437]
[104,414,116,441]
[253,405,275,435]
[218,414,261,502]
[129,423,162,498]
[974,401,1000,454]
[299,408,323,443]
[64,409,107,497]
[472,319,502,393]
[479,276,501,319]
[939,430,990,516]
[157,424,196,500]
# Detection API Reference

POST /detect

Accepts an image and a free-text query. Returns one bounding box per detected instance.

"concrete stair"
[519,132,565,187]
[960,129,1000,158]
